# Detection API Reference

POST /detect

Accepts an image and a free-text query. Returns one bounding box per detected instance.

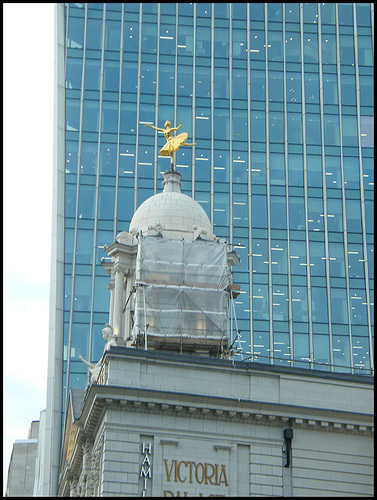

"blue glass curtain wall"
[63,2,374,410]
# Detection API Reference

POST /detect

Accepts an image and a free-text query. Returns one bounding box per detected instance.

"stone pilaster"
[107,280,115,326]
[113,262,126,338]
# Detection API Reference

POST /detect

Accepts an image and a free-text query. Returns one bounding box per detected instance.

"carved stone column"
[107,279,115,326]
[87,445,101,497]
[69,478,79,497]
[113,262,126,337]
[81,441,92,497]
[123,270,135,342]
[82,441,91,473]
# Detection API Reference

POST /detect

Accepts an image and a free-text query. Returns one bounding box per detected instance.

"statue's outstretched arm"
[79,355,95,369]
[171,122,182,132]
[144,123,165,132]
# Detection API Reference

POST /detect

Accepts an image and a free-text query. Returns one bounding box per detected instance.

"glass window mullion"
[371,3,374,57]
[191,4,197,198]
[229,5,233,246]
[113,4,124,237]
[64,4,69,72]
[192,4,197,199]
[154,4,161,193]
[246,4,253,360]
[353,3,373,374]
[134,4,143,212]
[88,3,107,386]
[318,5,335,372]
[283,5,294,368]
[299,3,314,370]
[173,3,178,163]
[335,4,354,374]
[210,5,214,226]
[265,4,274,365]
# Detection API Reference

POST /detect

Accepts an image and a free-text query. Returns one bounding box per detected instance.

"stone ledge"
[102,346,375,384]
[82,390,374,437]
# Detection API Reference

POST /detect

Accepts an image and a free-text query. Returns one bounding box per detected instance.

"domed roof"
[129,170,215,240]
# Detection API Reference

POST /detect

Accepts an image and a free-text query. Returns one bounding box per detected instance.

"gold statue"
[144,120,196,171]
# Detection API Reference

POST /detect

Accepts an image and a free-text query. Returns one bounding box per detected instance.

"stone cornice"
[104,240,137,259]
[80,384,373,437]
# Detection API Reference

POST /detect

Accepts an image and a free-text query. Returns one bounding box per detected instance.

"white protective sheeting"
[133,237,229,339]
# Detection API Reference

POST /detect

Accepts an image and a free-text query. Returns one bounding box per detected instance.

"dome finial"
[162,169,182,193]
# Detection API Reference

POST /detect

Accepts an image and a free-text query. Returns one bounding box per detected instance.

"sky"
[3,2,55,492]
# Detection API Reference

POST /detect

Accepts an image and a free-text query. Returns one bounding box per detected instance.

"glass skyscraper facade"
[63,0,374,391]
[45,2,374,493]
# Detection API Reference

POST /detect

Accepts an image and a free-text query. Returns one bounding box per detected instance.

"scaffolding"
[132,236,230,353]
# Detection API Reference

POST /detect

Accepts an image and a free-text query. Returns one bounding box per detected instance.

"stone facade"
[5,421,40,497]
[58,348,374,497]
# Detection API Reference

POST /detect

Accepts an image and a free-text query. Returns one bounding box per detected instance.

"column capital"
[114,262,127,274]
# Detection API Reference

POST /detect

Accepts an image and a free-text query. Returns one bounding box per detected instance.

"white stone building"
[5,421,40,497]
[59,347,373,497]
[57,170,374,497]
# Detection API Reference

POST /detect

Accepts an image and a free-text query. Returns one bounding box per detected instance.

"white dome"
[129,171,215,240]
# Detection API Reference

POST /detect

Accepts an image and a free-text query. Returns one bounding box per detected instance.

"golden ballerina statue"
[144,120,196,171]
